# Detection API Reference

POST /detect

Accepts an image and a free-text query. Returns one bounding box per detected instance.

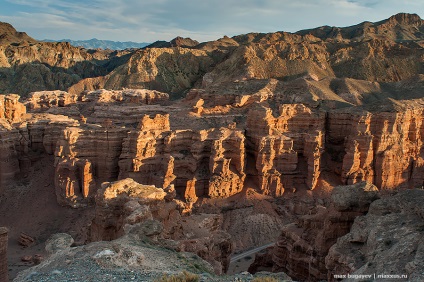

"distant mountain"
[42,38,150,50]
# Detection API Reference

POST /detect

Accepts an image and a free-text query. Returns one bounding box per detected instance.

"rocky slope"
[326,189,424,281]
[0,22,35,45]
[272,182,379,281]
[2,13,423,98]
[13,232,292,282]
[0,35,131,96]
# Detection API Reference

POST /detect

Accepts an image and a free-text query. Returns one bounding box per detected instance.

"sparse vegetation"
[154,271,199,282]
[252,277,279,282]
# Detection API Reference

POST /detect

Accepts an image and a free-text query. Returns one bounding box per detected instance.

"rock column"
[0,227,8,282]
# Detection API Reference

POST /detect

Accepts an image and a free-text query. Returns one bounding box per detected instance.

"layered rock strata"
[246,104,325,194]
[328,106,424,189]
[0,94,26,123]
[272,182,379,281]
[326,189,424,281]
[3,87,424,205]
[0,95,26,187]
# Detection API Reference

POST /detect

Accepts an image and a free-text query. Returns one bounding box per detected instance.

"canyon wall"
[2,87,424,207]
[271,182,379,281]
[326,189,424,281]
[0,227,8,282]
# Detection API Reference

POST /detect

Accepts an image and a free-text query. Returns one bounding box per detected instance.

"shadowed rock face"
[0,227,8,282]
[326,189,424,282]
[272,182,379,281]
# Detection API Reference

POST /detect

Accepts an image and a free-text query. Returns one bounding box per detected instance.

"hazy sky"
[0,0,423,42]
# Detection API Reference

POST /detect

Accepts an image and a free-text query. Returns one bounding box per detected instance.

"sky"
[0,0,423,43]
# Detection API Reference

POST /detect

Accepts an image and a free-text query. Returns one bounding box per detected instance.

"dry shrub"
[155,271,199,282]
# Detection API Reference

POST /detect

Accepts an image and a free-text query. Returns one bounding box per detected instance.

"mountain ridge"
[0,12,423,97]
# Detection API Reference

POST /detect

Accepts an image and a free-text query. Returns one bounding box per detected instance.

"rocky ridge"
[1,13,423,97]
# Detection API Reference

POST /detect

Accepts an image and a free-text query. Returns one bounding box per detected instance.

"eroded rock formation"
[0,95,26,188]
[272,182,379,281]
[326,189,424,281]
[90,178,233,274]
[1,14,424,201]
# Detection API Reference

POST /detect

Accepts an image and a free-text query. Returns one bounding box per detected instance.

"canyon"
[0,12,424,281]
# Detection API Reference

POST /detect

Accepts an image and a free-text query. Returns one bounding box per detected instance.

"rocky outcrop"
[119,120,246,200]
[90,178,233,274]
[0,94,26,123]
[246,104,325,194]
[25,91,79,110]
[326,189,424,281]
[82,89,169,105]
[147,37,199,49]
[54,158,96,207]
[14,232,216,282]
[272,182,379,281]
[54,125,128,206]
[328,105,424,190]
[0,95,26,187]
[90,178,167,241]
[26,88,169,111]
